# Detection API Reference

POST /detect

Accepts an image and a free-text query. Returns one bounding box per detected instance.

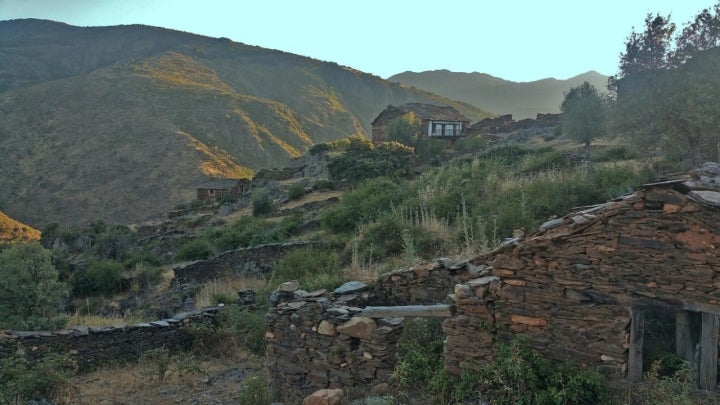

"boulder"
[301,388,344,405]
[336,317,376,339]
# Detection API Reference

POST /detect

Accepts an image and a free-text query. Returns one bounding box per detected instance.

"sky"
[0,0,716,82]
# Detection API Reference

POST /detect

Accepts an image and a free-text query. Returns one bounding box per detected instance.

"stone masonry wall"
[265,260,474,403]
[172,241,319,286]
[444,184,720,377]
[0,307,219,371]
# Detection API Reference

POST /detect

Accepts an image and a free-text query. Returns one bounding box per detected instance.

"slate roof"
[197,178,246,190]
[372,103,470,125]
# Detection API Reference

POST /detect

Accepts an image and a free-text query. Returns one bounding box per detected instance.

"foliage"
[287,183,306,200]
[71,260,129,298]
[327,136,415,183]
[176,238,215,261]
[270,248,342,292]
[204,214,301,252]
[0,351,77,404]
[238,371,273,405]
[615,47,720,168]
[616,13,676,79]
[386,112,422,147]
[672,1,720,65]
[560,81,608,156]
[140,348,203,383]
[313,179,334,190]
[393,318,445,388]
[470,338,610,405]
[319,177,411,234]
[217,306,267,356]
[627,359,697,405]
[0,242,69,330]
[252,188,274,216]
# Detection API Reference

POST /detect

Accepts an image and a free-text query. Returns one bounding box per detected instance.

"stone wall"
[265,260,474,403]
[0,307,219,371]
[172,241,320,287]
[444,175,720,380]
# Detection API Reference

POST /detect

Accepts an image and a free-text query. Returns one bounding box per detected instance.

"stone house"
[196,178,250,202]
[446,162,720,389]
[371,103,470,143]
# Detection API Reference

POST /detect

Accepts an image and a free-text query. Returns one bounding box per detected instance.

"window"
[432,123,442,136]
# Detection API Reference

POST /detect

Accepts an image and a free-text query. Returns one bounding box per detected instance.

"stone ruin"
[266,162,720,401]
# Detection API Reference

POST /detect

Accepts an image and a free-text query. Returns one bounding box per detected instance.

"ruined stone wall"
[444,186,720,376]
[0,308,219,371]
[172,241,320,286]
[265,260,473,403]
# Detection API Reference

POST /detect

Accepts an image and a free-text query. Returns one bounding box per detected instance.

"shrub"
[218,307,267,356]
[252,188,274,216]
[0,352,77,404]
[271,248,342,292]
[175,238,214,261]
[313,179,334,190]
[207,214,301,251]
[0,243,69,330]
[72,260,128,298]
[287,183,306,200]
[238,372,272,404]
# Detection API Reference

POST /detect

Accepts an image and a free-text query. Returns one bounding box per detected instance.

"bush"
[252,188,274,216]
[271,248,342,292]
[175,238,214,261]
[0,243,69,330]
[287,183,306,200]
[207,214,301,251]
[238,372,272,404]
[218,307,267,356]
[0,352,77,404]
[313,179,334,190]
[72,260,129,298]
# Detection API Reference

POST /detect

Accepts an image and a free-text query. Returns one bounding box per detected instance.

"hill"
[387,70,609,119]
[0,19,492,228]
[0,210,40,243]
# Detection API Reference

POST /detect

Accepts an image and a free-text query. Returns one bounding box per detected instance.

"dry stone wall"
[265,260,473,403]
[0,307,219,371]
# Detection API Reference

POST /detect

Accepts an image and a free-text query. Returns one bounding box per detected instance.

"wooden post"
[699,312,719,390]
[676,310,695,363]
[628,308,645,382]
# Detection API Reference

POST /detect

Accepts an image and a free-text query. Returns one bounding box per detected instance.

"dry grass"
[70,348,263,405]
[194,277,268,308]
[66,313,144,328]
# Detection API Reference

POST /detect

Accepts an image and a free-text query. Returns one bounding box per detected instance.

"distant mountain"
[387,70,609,119]
[0,211,40,243]
[0,19,491,227]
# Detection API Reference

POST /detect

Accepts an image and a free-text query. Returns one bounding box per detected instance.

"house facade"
[371,103,470,143]
[196,178,250,202]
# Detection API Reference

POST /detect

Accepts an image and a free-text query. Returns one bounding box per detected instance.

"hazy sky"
[0,0,715,82]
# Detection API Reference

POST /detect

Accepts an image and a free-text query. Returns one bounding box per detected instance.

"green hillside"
[0,19,492,227]
[388,69,609,119]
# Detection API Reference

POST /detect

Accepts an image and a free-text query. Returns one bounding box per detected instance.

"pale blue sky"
[0,0,715,82]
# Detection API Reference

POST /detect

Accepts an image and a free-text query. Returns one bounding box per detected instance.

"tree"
[560,82,608,158]
[0,242,68,330]
[673,1,720,65]
[616,13,676,81]
[386,112,422,147]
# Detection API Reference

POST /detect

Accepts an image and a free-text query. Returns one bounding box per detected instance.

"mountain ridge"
[388,69,609,119]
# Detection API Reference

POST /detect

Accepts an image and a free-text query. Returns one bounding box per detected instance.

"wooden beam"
[628,308,645,382]
[359,304,452,318]
[676,310,696,364]
[699,312,719,390]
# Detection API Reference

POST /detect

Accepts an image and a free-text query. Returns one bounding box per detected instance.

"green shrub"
[176,238,215,261]
[252,188,274,216]
[207,214,301,251]
[271,248,342,292]
[472,338,609,405]
[72,260,128,298]
[313,179,334,190]
[308,142,331,155]
[0,351,77,404]
[591,144,639,162]
[319,178,410,234]
[218,307,267,356]
[238,371,272,404]
[287,183,306,200]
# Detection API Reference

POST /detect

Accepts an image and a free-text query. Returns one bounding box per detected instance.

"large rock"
[302,388,344,405]
[336,317,376,340]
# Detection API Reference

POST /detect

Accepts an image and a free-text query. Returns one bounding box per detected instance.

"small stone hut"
[371,103,470,143]
[445,162,720,389]
[196,178,250,202]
